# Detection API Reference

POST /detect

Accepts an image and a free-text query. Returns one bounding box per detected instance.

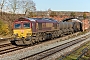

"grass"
[56,41,90,60]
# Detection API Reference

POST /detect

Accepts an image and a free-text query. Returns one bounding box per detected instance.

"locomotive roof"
[17,17,58,23]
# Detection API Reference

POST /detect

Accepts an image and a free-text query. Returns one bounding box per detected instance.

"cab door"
[32,22,36,32]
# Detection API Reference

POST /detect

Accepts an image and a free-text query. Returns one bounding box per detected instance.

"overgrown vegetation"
[56,40,90,60]
[83,12,87,19]
[70,12,76,18]
[0,13,25,36]
[62,42,90,60]
[0,20,10,35]
[50,11,57,17]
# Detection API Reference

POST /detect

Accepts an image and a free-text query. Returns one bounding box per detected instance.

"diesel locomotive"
[10,17,82,45]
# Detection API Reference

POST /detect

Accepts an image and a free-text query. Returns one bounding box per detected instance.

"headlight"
[15,33,18,36]
[27,33,31,36]
[13,33,18,37]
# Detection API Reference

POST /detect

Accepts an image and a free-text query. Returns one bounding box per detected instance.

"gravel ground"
[0,36,11,45]
[42,37,90,60]
[0,40,10,45]
[0,32,90,60]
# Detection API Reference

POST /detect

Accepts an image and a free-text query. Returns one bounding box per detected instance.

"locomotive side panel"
[32,22,36,32]
[36,22,54,32]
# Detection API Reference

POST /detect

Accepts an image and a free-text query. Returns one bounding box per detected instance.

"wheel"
[42,33,47,40]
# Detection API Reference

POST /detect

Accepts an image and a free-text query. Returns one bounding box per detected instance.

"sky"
[33,0,90,12]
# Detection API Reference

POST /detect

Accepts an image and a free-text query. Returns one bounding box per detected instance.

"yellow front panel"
[13,29,32,38]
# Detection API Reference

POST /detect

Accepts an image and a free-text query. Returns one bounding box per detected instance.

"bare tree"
[8,0,20,14]
[0,0,6,15]
[7,0,36,16]
[21,0,36,16]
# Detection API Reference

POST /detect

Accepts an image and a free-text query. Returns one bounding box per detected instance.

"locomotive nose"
[20,30,24,37]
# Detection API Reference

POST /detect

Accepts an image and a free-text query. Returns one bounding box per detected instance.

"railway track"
[0,32,89,60]
[0,32,80,55]
[0,43,11,48]
[20,34,90,60]
[0,46,25,55]
[0,43,27,55]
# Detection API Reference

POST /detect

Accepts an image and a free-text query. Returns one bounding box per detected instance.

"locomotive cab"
[11,18,33,45]
[13,22,32,38]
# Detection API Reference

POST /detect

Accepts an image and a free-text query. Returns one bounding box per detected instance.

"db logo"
[21,30,24,33]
